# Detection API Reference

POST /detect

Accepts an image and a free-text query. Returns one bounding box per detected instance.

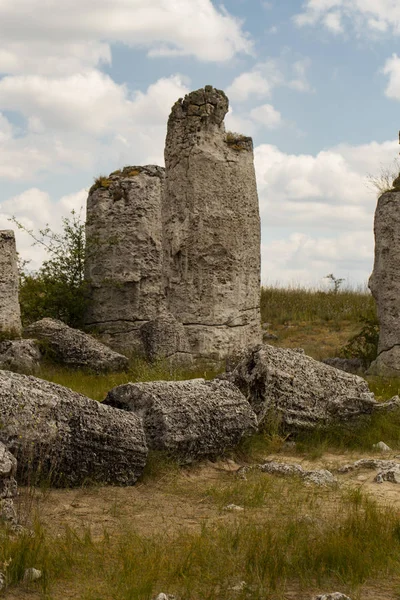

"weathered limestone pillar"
[0,231,22,336]
[369,189,400,374]
[163,86,262,359]
[84,166,165,351]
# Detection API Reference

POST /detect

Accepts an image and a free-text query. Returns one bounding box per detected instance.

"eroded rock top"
[169,85,229,128]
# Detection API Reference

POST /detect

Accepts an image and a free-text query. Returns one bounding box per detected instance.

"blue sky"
[1,0,400,287]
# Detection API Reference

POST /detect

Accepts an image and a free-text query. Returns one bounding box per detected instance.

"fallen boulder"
[226,345,399,430]
[0,339,42,374]
[0,370,147,486]
[24,318,129,372]
[104,379,257,461]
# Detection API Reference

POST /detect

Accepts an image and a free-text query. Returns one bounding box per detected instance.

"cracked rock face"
[226,344,396,430]
[369,190,400,375]
[85,165,165,351]
[104,378,257,462]
[163,86,262,359]
[24,318,128,373]
[0,231,22,336]
[0,370,148,486]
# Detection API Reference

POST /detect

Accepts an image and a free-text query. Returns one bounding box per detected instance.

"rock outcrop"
[0,339,41,374]
[104,378,257,461]
[0,442,19,531]
[369,190,400,375]
[0,231,22,336]
[85,165,165,351]
[226,345,399,430]
[0,370,148,486]
[24,318,128,372]
[162,86,262,359]
[140,311,192,365]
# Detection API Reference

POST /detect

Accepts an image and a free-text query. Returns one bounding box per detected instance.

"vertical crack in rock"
[162,85,262,359]
[368,190,400,375]
[0,231,22,336]
[84,166,165,351]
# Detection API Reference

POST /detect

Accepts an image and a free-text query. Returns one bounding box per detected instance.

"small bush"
[340,315,379,368]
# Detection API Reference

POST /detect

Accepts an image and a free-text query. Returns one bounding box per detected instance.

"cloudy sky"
[1,0,400,287]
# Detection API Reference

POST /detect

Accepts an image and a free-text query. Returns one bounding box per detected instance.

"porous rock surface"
[369,190,400,375]
[140,311,192,365]
[259,461,336,486]
[314,594,352,600]
[0,230,22,336]
[163,86,262,359]
[0,442,18,530]
[104,378,258,461]
[226,345,399,430]
[0,370,148,486]
[23,318,128,372]
[85,165,165,351]
[0,339,41,374]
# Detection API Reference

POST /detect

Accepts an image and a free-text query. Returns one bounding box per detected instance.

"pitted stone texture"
[0,339,41,374]
[226,345,397,430]
[104,378,257,462]
[369,190,400,375]
[314,594,352,600]
[0,231,21,336]
[85,165,165,351]
[140,312,192,366]
[0,370,148,486]
[163,86,261,359]
[0,443,18,530]
[259,461,336,486]
[23,318,128,372]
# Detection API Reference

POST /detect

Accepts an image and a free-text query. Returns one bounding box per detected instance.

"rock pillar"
[369,190,400,374]
[0,230,22,336]
[84,166,165,351]
[162,86,261,359]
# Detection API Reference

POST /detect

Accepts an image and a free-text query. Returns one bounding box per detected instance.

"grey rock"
[369,190,400,375]
[322,357,364,374]
[375,465,400,483]
[0,572,5,591]
[373,441,392,452]
[314,594,352,600]
[0,231,22,336]
[153,594,176,600]
[337,458,400,474]
[104,378,257,461]
[23,318,128,372]
[263,332,278,341]
[23,568,42,583]
[259,461,336,486]
[85,165,165,352]
[163,86,262,360]
[0,443,18,530]
[224,504,244,512]
[0,370,148,486]
[227,345,396,430]
[140,312,192,366]
[0,339,41,374]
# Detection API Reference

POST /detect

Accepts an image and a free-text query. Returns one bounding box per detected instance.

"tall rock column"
[163,86,261,359]
[0,231,22,336]
[369,189,400,374]
[84,166,165,351]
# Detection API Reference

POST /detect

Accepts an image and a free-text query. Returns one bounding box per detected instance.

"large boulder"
[104,378,257,461]
[23,318,128,372]
[0,370,148,486]
[0,339,42,374]
[226,345,399,430]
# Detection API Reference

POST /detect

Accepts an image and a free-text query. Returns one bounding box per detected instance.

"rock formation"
[162,86,262,359]
[0,370,148,486]
[0,231,22,336]
[85,165,165,351]
[369,190,400,374]
[24,318,128,372]
[225,345,400,430]
[0,442,19,531]
[140,311,192,365]
[104,378,257,461]
[0,339,42,374]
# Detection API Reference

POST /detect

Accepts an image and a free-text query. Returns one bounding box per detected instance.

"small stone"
[314,594,352,600]
[262,332,278,341]
[230,581,247,592]
[374,465,400,484]
[153,594,176,600]
[23,568,42,583]
[224,504,244,512]
[373,441,392,452]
